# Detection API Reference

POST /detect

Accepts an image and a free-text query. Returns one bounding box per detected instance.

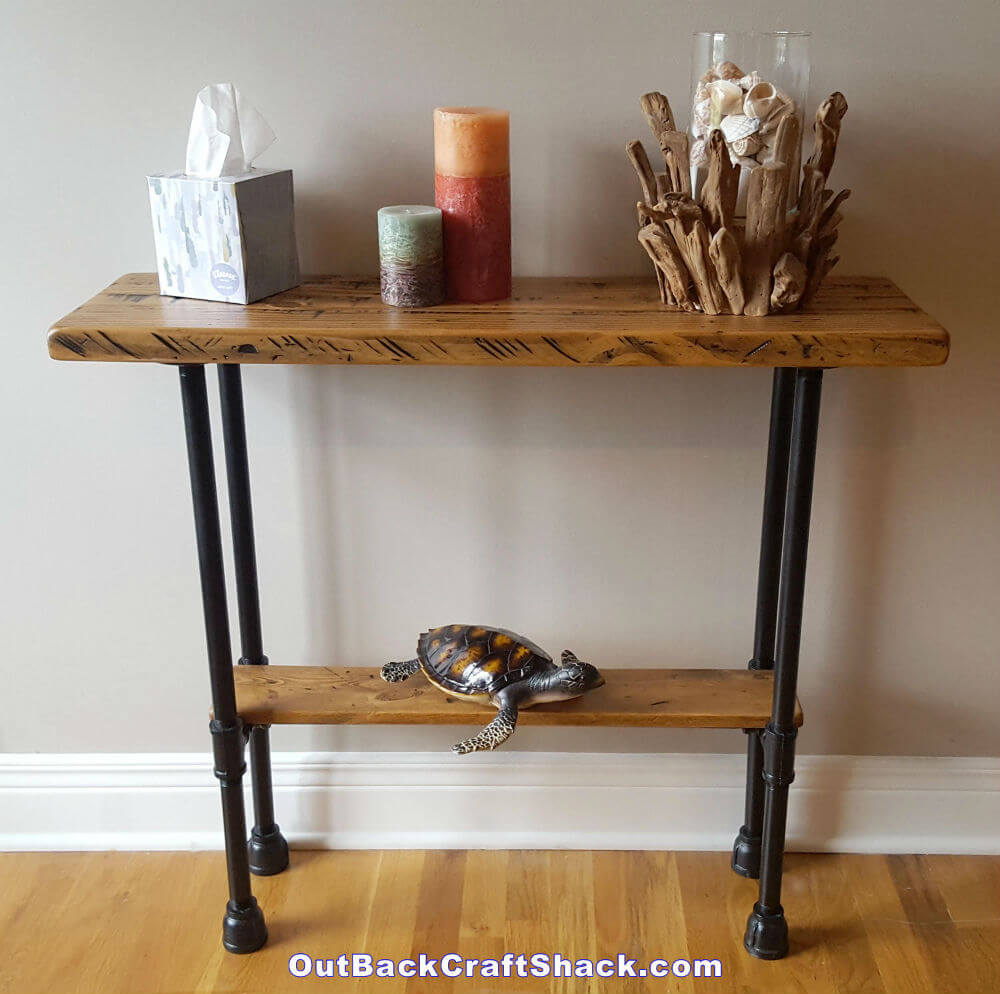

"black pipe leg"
[180,365,268,954]
[245,726,288,875]
[744,368,823,960]
[732,729,765,877]
[218,365,290,877]
[733,368,796,879]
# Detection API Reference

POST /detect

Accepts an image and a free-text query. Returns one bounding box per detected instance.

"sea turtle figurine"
[381,624,605,755]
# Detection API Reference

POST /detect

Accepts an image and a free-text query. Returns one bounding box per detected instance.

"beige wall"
[2,1,997,757]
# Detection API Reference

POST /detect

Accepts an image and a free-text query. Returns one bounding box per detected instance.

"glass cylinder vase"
[689,31,810,213]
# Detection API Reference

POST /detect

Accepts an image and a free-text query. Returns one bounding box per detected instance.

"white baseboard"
[1,752,997,854]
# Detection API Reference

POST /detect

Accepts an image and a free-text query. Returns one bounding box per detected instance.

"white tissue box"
[147,168,299,304]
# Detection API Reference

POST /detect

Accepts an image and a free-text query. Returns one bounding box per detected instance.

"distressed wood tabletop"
[48,273,949,368]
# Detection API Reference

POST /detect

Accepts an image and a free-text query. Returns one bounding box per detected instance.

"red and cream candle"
[433,107,511,302]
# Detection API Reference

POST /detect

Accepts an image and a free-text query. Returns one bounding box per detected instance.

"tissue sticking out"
[185,83,276,179]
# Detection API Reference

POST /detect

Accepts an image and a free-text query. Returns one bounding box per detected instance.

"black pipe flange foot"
[248,825,290,876]
[222,897,268,954]
[744,902,789,960]
[743,901,788,959]
[731,827,762,878]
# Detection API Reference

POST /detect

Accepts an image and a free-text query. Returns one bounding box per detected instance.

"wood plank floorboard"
[0,851,996,993]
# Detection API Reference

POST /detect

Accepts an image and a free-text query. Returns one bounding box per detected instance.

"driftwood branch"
[771,252,807,311]
[771,111,801,204]
[640,91,692,196]
[677,219,725,315]
[819,188,851,234]
[640,91,676,133]
[638,224,696,311]
[626,139,668,299]
[626,140,658,207]
[635,194,671,304]
[709,227,745,314]
[743,161,790,316]
[700,130,740,233]
[640,198,720,313]
[806,92,849,183]
[797,93,849,235]
[801,252,839,308]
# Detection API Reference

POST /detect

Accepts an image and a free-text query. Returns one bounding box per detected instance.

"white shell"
[720,113,761,143]
[692,98,711,137]
[744,82,793,131]
[708,79,744,119]
[689,137,709,167]
[737,71,761,92]
[730,133,765,157]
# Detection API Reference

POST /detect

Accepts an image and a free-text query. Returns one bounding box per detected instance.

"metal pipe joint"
[760,723,797,788]
[210,718,248,785]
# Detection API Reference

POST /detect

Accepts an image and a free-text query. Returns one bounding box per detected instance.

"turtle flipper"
[452,706,519,755]
[381,658,420,682]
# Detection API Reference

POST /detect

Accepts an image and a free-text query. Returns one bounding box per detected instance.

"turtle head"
[552,649,605,696]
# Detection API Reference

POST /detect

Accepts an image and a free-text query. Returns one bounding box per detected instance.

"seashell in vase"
[737,71,762,92]
[730,132,765,157]
[744,81,794,134]
[716,60,745,80]
[692,98,711,138]
[708,79,744,123]
[719,113,761,144]
[689,136,709,167]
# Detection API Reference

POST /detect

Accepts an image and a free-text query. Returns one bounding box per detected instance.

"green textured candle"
[377,205,444,308]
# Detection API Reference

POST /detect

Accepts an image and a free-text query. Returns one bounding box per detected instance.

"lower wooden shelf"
[231,666,802,729]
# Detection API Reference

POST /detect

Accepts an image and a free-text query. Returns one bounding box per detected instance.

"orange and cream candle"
[433,107,511,302]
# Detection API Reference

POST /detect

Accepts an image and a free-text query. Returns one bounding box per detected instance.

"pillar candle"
[433,107,511,302]
[377,205,444,308]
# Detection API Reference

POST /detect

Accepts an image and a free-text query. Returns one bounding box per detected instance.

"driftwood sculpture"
[627,89,849,315]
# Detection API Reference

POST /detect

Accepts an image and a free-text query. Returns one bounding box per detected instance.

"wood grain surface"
[1,851,996,993]
[48,273,949,367]
[231,665,802,728]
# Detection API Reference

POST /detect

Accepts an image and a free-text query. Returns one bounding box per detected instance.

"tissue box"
[147,168,299,304]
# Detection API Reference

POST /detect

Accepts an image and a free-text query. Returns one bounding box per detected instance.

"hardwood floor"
[0,851,996,993]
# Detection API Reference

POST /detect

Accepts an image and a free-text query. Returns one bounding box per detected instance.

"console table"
[48,274,948,960]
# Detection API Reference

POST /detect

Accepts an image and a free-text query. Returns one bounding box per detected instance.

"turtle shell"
[417,625,553,697]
